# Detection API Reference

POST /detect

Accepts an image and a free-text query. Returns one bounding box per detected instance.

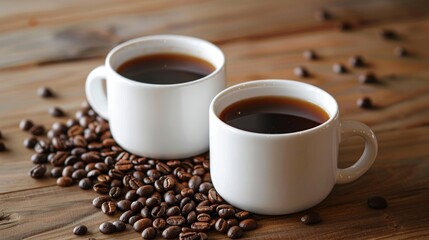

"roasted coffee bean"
[314,9,331,21]
[189,175,202,191]
[65,156,78,166]
[194,193,207,203]
[31,153,48,164]
[142,227,157,239]
[357,97,373,109]
[125,190,139,201]
[239,218,257,230]
[68,125,84,137]
[24,137,38,148]
[93,182,110,194]
[333,63,347,74]
[113,220,126,232]
[215,218,229,233]
[72,135,87,148]
[380,29,397,40]
[137,185,155,198]
[217,205,235,219]
[303,50,317,60]
[293,66,309,77]
[101,201,117,215]
[153,217,167,230]
[395,46,408,57]
[102,138,116,147]
[179,231,199,240]
[129,176,143,190]
[97,174,111,184]
[196,205,212,214]
[56,176,73,187]
[71,147,86,156]
[300,211,322,225]
[20,119,34,131]
[182,202,196,215]
[198,183,213,194]
[50,167,62,178]
[227,226,243,239]
[359,72,377,84]
[192,166,205,176]
[146,197,160,208]
[72,169,87,180]
[177,171,192,181]
[50,151,68,166]
[73,161,85,170]
[156,162,171,175]
[34,140,50,153]
[166,206,181,216]
[118,210,133,223]
[163,175,176,190]
[30,125,45,136]
[162,226,181,239]
[349,55,365,67]
[227,218,238,227]
[191,222,210,232]
[79,178,92,190]
[88,142,103,150]
[99,222,116,234]
[133,218,153,232]
[49,107,65,117]
[109,186,122,198]
[338,21,352,31]
[73,225,87,235]
[164,192,180,206]
[92,196,111,208]
[197,213,211,222]
[109,169,124,179]
[235,211,251,220]
[187,211,197,224]
[87,169,101,178]
[130,201,144,212]
[367,196,388,209]
[140,206,151,218]
[167,215,186,226]
[81,151,100,163]
[38,86,53,98]
[117,199,132,211]
[46,129,60,139]
[208,188,223,204]
[129,215,143,225]
[151,205,166,218]
[29,164,46,179]
[181,188,194,198]
[154,179,165,193]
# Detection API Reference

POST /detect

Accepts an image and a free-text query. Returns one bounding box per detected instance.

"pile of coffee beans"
[24,102,257,239]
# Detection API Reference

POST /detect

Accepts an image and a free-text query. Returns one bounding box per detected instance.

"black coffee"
[117,53,215,84]
[220,96,329,134]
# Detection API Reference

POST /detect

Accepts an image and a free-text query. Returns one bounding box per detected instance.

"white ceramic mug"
[209,80,378,215]
[86,35,226,159]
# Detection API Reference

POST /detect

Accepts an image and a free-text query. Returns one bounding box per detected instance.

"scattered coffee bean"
[294,66,309,77]
[30,125,45,136]
[38,86,53,98]
[101,201,117,215]
[79,178,92,190]
[167,215,186,226]
[49,107,65,117]
[357,97,373,109]
[359,72,378,84]
[380,29,397,40]
[20,119,34,131]
[99,222,116,234]
[56,176,73,187]
[93,182,110,194]
[153,217,167,230]
[314,9,331,21]
[134,218,153,232]
[227,226,243,239]
[29,164,46,179]
[367,196,388,209]
[92,196,111,208]
[117,199,132,211]
[23,137,38,148]
[73,225,87,235]
[349,55,365,67]
[50,167,62,178]
[227,218,239,227]
[332,63,347,74]
[395,46,408,57]
[235,211,251,221]
[338,21,352,31]
[109,186,122,198]
[142,227,157,239]
[215,218,229,233]
[303,50,317,60]
[129,215,143,226]
[300,211,322,225]
[113,220,126,232]
[239,218,257,230]
[163,226,181,239]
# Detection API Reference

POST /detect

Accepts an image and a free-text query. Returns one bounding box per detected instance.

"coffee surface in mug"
[117,53,215,84]
[220,96,329,134]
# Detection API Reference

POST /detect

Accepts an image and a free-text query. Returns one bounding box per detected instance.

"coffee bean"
[395,46,408,57]
[49,107,65,117]
[239,218,257,230]
[93,182,110,194]
[129,215,143,225]
[72,169,87,180]
[50,167,62,178]
[192,166,205,176]
[338,21,352,31]
[87,169,101,178]
[142,227,157,239]
[20,119,34,131]
[215,218,229,233]
[196,205,212,214]
[208,188,223,204]
[162,226,181,239]
[73,225,87,235]
[67,125,84,137]
[125,190,139,201]
[163,175,176,190]
[31,153,48,164]
[380,29,397,40]
[117,199,132,211]
[133,218,153,232]
[303,50,317,60]
[153,217,167,230]
[300,211,322,225]
[187,211,197,224]
[332,63,347,74]
[146,197,160,208]
[235,211,251,220]
[92,196,111,208]
[191,222,210,232]
[293,66,309,77]
[349,55,365,67]
[79,178,92,190]
[182,202,196,215]
[314,9,331,21]
[181,188,194,198]
[227,226,243,239]
[119,210,134,223]
[101,201,117,215]
[113,220,126,232]
[81,151,101,163]
[219,208,235,219]
[167,215,186,226]
[62,166,74,178]
[131,201,144,212]
[65,156,78,166]
[359,73,377,84]
[179,232,199,240]
[227,218,238,227]
[198,182,213,194]
[99,222,116,234]
[357,97,373,109]
[56,176,73,187]
[29,164,46,179]
[24,137,38,148]
[97,174,111,183]
[30,125,45,136]
[367,196,388,209]
[197,213,211,222]
[38,86,53,98]
[156,162,171,174]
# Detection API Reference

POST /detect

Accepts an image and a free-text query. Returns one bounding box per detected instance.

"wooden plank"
[1,0,429,68]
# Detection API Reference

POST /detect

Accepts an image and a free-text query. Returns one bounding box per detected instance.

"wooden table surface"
[1,0,429,239]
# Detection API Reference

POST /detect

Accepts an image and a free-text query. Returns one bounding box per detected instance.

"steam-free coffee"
[117,53,215,84]
[220,96,329,134]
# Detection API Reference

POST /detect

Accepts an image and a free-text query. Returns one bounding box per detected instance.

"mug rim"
[105,34,225,88]
[209,79,339,138]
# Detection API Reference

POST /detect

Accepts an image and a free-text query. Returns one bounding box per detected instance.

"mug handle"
[85,65,109,120]
[336,120,378,184]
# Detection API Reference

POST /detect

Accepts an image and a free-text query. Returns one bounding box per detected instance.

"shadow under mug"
[209,79,378,215]
[86,35,226,159]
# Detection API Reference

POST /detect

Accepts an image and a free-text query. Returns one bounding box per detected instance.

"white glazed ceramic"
[209,80,378,215]
[86,35,226,159]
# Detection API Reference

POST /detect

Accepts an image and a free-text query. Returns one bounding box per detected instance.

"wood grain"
[1,0,429,239]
